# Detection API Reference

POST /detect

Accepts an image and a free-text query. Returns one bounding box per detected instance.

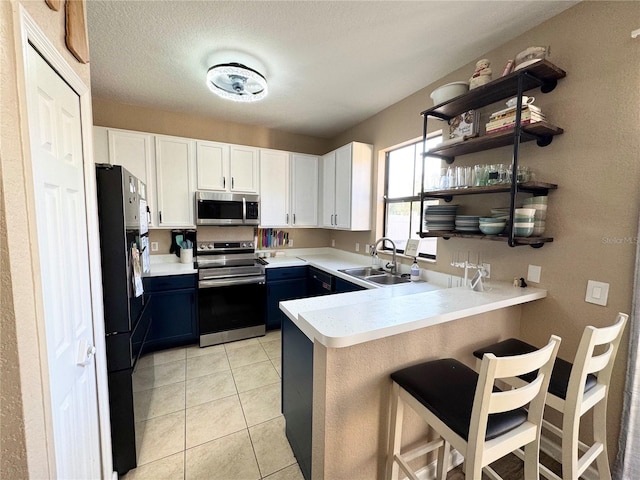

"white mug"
[506,96,535,108]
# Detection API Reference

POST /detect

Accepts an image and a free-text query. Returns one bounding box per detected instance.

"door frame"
[15,6,114,479]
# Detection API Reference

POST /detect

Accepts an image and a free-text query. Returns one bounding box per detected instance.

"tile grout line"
[183,350,187,480]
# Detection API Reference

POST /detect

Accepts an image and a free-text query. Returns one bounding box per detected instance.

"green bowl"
[479,223,505,235]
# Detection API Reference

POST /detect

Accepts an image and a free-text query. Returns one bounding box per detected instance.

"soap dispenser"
[410,258,420,281]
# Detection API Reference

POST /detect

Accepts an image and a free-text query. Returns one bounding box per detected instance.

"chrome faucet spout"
[372,237,398,275]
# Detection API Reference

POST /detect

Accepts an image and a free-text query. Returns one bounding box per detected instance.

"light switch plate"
[585,280,609,306]
[527,265,541,283]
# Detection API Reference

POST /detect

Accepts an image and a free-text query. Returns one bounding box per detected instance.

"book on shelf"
[485,118,542,134]
[490,104,542,120]
[448,110,479,140]
[485,111,545,130]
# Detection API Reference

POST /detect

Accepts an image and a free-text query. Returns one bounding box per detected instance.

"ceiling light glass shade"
[206,63,268,102]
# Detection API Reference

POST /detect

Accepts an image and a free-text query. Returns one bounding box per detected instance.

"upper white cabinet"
[230,145,259,193]
[155,135,195,228]
[290,153,319,227]
[260,150,319,228]
[196,140,229,191]
[321,142,372,231]
[196,142,259,193]
[93,126,156,226]
[259,149,290,227]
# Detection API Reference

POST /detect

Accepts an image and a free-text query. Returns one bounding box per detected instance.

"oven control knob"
[207,243,214,249]
[247,242,253,248]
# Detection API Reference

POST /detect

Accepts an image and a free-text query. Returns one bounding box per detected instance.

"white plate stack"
[424,204,459,232]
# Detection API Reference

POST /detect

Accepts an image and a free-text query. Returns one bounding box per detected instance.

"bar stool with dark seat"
[386,335,560,480]
[472,313,627,480]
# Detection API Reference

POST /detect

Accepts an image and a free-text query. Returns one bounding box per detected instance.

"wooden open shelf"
[425,122,564,159]
[422,181,557,201]
[419,230,553,247]
[421,60,567,120]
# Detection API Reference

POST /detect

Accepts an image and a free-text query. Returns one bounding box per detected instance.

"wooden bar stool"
[386,336,560,480]
[472,313,627,480]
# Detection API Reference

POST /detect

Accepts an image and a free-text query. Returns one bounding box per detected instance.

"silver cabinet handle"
[223,177,226,189]
[159,211,162,223]
[286,213,289,224]
[232,177,235,189]
[293,213,296,224]
[334,213,337,225]
[330,214,334,225]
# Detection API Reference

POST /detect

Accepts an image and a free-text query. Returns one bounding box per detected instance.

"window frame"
[382,133,442,260]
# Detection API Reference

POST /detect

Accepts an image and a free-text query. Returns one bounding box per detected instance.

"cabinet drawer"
[143,274,196,292]
[266,266,307,281]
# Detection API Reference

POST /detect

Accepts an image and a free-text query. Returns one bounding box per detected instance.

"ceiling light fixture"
[206,63,268,102]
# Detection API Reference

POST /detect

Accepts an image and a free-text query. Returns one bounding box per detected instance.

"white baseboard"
[405,449,465,480]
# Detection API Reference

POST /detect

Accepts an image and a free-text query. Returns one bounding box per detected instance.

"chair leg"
[561,411,580,480]
[592,400,612,480]
[386,382,404,480]
[523,440,540,480]
[436,439,450,480]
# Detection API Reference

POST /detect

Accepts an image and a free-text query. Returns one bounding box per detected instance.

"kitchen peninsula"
[279,270,546,480]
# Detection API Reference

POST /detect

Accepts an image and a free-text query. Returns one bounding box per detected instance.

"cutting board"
[65,0,90,64]
[45,0,62,11]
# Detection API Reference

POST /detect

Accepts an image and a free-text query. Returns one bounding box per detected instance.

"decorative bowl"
[479,223,506,235]
[430,81,469,105]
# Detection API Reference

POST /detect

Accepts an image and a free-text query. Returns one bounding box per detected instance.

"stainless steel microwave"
[195,191,260,226]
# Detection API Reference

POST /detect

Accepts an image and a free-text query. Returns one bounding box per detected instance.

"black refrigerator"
[95,164,152,475]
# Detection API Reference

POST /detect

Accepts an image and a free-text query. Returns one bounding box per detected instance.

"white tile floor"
[124,330,304,480]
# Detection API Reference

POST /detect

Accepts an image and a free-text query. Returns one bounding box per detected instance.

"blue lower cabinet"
[266,267,308,330]
[334,277,366,293]
[143,274,198,352]
[282,314,313,480]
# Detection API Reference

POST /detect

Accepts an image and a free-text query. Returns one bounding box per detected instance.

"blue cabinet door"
[334,277,366,293]
[143,275,198,351]
[266,268,308,330]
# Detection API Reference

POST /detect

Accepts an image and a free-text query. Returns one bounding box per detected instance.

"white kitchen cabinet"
[321,142,372,231]
[260,150,319,228]
[290,153,319,226]
[155,135,195,228]
[93,126,156,226]
[259,149,290,227]
[196,142,259,193]
[196,140,229,191]
[229,145,259,193]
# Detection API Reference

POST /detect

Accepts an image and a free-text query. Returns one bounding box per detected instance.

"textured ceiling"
[86,1,577,139]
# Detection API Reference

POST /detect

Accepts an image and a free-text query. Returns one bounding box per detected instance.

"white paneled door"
[26,45,101,479]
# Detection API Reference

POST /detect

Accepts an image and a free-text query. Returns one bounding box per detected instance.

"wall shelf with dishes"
[418,58,566,248]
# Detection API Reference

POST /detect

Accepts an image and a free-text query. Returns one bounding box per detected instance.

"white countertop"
[281,281,547,348]
[146,255,197,277]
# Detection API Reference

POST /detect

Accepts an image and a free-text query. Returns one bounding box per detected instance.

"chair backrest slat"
[488,375,545,414]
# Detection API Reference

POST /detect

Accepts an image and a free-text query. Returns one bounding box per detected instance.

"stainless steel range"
[196,238,266,347]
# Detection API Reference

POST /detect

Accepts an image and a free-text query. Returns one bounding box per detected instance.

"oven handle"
[198,275,265,289]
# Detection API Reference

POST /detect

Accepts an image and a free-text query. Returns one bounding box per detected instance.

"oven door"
[198,276,266,346]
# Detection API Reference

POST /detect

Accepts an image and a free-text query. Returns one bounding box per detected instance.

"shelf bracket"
[540,78,558,94]
[530,243,545,249]
[536,136,553,147]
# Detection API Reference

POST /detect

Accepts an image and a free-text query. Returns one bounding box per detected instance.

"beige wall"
[93,97,332,156]
[331,1,640,460]
[1,0,92,477]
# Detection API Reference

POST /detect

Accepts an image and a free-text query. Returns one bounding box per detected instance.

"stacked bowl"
[513,208,536,237]
[479,217,506,235]
[424,204,459,232]
[455,215,480,233]
[523,196,547,236]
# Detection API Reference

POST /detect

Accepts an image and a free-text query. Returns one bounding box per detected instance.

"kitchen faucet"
[371,237,398,275]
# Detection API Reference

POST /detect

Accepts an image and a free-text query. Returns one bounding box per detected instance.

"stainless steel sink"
[338,267,387,279]
[365,275,411,286]
[339,267,410,286]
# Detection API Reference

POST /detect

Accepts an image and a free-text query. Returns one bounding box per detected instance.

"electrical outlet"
[585,280,609,306]
[288,239,293,247]
[355,243,360,252]
[151,242,159,252]
[331,239,335,247]
[365,244,371,254]
[482,263,490,278]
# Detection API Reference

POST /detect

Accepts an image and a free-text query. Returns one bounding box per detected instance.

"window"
[383,134,442,259]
